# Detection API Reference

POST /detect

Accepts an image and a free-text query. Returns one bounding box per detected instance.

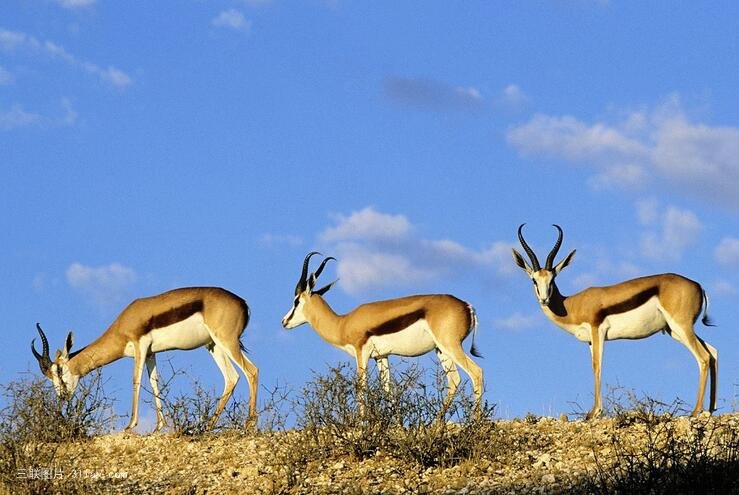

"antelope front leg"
[355,348,369,417]
[145,354,166,433]
[125,346,148,431]
[586,325,604,420]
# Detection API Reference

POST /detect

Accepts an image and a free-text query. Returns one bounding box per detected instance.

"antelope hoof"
[244,416,257,431]
[585,408,603,421]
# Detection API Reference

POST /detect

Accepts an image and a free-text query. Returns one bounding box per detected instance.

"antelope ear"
[553,249,576,276]
[62,331,74,357]
[313,279,337,296]
[512,249,533,274]
[307,273,317,292]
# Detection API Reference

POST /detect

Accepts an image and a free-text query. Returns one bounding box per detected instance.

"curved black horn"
[32,323,52,374]
[517,224,541,271]
[545,224,563,269]
[313,256,336,281]
[296,251,321,294]
[36,323,50,358]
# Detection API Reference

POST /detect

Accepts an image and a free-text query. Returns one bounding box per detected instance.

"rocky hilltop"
[7,413,738,495]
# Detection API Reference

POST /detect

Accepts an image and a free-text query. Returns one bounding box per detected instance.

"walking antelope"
[512,224,718,419]
[281,252,484,407]
[31,287,259,432]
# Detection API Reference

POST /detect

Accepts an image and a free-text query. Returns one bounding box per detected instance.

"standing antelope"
[281,252,484,407]
[512,224,718,419]
[31,287,259,432]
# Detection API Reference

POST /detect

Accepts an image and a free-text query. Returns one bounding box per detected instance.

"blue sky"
[1,1,737,428]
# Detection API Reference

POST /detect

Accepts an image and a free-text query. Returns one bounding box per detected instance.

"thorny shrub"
[0,371,117,494]
[294,362,496,465]
[587,388,739,495]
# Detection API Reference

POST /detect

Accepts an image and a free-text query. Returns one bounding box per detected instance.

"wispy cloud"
[383,77,485,112]
[497,84,528,107]
[212,9,252,31]
[0,99,78,131]
[507,96,739,208]
[638,203,702,262]
[0,104,43,131]
[318,206,513,295]
[66,262,137,309]
[0,28,132,88]
[715,237,739,270]
[53,0,96,9]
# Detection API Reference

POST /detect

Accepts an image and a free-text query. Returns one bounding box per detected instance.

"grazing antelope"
[512,224,718,419]
[31,287,258,432]
[281,252,484,407]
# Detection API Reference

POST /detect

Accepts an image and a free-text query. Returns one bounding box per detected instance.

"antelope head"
[31,323,80,399]
[282,251,337,329]
[512,224,576,306]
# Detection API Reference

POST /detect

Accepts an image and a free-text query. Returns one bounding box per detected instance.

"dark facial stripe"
[367,309,425,338]
[146,300,204,331]
[595,287,659,325]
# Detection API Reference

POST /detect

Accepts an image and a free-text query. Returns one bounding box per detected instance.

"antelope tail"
[701,289,716,327]
[468,304,483,358]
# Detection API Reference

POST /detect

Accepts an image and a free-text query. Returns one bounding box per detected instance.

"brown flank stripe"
[146,300,205,331]
[367,309,426,338]
[594,287,659,326]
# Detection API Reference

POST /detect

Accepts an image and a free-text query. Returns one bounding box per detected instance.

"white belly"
[365,319,436,358]
[603,297,667,340]
[149,312,213,352]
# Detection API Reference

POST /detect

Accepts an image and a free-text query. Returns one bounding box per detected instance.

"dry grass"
[1,365,737,494]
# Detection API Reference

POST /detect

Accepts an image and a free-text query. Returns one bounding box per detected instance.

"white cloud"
[321,207,411,243]
[318,207,514,294]
[587,163,646,190]
[493,312,538,332]
[66,262,137,308]
[498,84,528,107]
[714,237,739,269]
[635,198,659,225]
[0,104,42,130]
[640,205,702,262]
[569,257,642,290]
[212,9,252,31]
[1,99,78,131]
[0,29,132,88]
[336,248,433,294]
[98,66,132,87]
[507,96,739,208]
[54,0,95,9]
[0,65,13,85]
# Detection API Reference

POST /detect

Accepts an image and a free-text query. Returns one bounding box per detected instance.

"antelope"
[281,252,484,408]
[512,224,718,419]
[31,287,259,432]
